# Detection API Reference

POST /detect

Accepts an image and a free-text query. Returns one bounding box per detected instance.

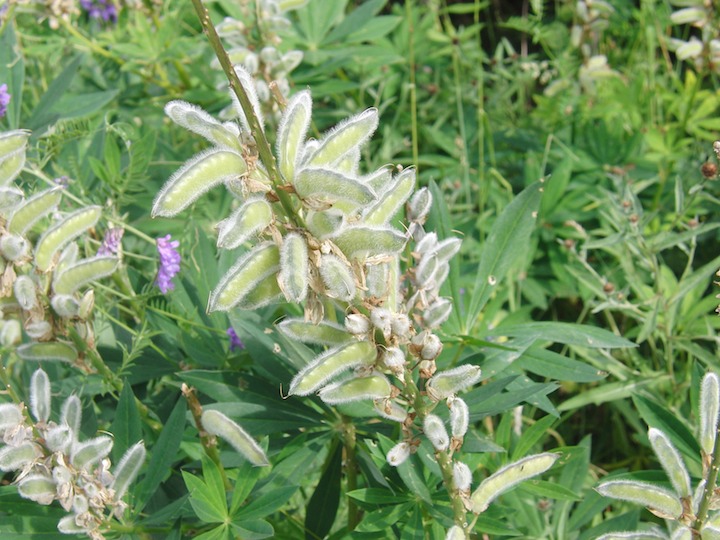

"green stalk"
[405,0,420,173]
[342,418,360,530]
[694,425,720,536]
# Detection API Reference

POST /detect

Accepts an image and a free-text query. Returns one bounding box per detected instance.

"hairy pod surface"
[319,254,356,301]
[331,225,406,260]
[17,474,56,505]
[13,275,37,310]
[0,442,41,472]
[202,409,269,466]
[318,372,392,405]
[595,480,683,519]
[61,395,82,436]
[407,187,432,223]
[152,149,247,217]
[0,403,23,431]
[449,397,470,438]
[303,108,378,168]
[30,369,51,423]
[165,100,242,151]
[34,206,102,272]
[16,341,78,363]
[648,428,691,497]
[7,187,63,236]
[0,147,27,186]
[453,461,473,491]
[470,453,559,513]
[71,436,114,470]
[53,256,119,295]
[700,372,720,455]
[216,197,273,249]
[373,399,408,423]
[112,441,147,499]
[424,414,450,451]
[386,442,411,467]
[288,341,377,396]
[277,318,352,346]
[427,365,482,401]
[277,91,312,181]
[294,168,375,209]
[363,168,416,226]
[279,233,309,302]
[0,186,24,214]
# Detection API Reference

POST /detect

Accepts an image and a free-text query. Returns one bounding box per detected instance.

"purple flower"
[0,84,10,118]
[53,175,70,187]
[98,227,123,256]
[227,327,244,351]
[156,234,181,294]
[80,0,118,23]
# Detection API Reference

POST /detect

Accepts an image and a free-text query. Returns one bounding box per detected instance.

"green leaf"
[465,183,542,330]
[325,0,384,43]
[400,506,424,540]
[229,462,262,516]
[110,382,142,463]
[515,346,607,382]
[347,488,411,505]
[234,487,297,521]
[27,55,82,134]
[355,502,414,533]
[378,433,432,504]
[512,415,556,460]
[229,519,274,540]
[183,469,227,524]
[135,397,187,512]
[558,377,669,412]
[518,479,581,501]
[304,442,342,539]
[52,90,118,122]
[491,322,636,349]
[540,156,573,219]
[194,525,232,540]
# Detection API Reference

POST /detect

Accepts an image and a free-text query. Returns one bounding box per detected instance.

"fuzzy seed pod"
[279,233,309,302]
[415,255,438,289]
[25,321,52,339]
[390,313,412,339]
[0,402,23,433]
[449,397,470,438]
[53,257,118,296]
[370,307,392,336]
[0,233,29,261]
[373,399,408,423]
[216,197,273,249]
[365,262,389,298]
[0,319,21,346]
[423,298,453,328]
[432,238,463,262]
[277,318,352,346]
[421,333,443,360]
[414,232,438,255]
[17,474,56,505]
[345,313,371,335]
[30,369,51,423]
[382,347,406,371]
[453,461,472,492]
[45,425,73,453]
[319,254,356,301]
[112,441,147,498]
[386,442,411,467]
[71,436,114,470]
[445,525,467,540]
[202,409,269,466]
[78,289,95,320]
[318,373,392,405]
[16,341,77,363]
[0,442,41,472]
[427,365,482,401]
[648,428,691,498]
[407,187,432,223]
[52,294,80,318]
[13,275,37,310]
[8,187,63,236]
[700,372,720,455]
[424,414,449,451]
[61,395,82,436]
[35,206,102,272]
[595,480,682,519]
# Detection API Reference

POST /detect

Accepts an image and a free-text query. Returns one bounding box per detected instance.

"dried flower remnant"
[155,234,181,293]
[227,327,244,351]
[0,84,10,118]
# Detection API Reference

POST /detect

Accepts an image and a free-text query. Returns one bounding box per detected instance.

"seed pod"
[25,320,52,339]
[415,255,439,288]
[453,461,472,491]
[303,108,378,168]
[365,262,389,298]
[53,256,118,295]
[363,168,416,226]
[431,238,462,262]
[0,320,21,347]
[424,414,449,451]
[318,372,392,405]
[449,397,470,438]
[238,272,284,309]
[676,38,703,61]
[331,225,406,260]
[56,242,79,276]
[648,428,691,497]
[45,425,73,453]
[230,65,265,133]
[423,298,453,328]
[700,372,720,455]
[391,313,412,339]
[415,232,438,255]
[30,368,51,423]
[370,308,392,336]
[152,149,247,217]
[319,254,356,301]
[0,233,29,261]
[0,147,27,187]
[17,474,56,505]
[202,409,269,466]
[208,243,280,312]
[0,130,30,159]
[112,441,147,498]
[671,526,693,540]
[13,275,37,310]
[289,341,377,396]
[421,333,443,361]
[595,480,682,519]
[16,341,77,363]
[277,318,352,346]
[7,187,63,236]
[0,402,23,433]
[0,186,24,214]
[386,442,411,467]
[362,167,393,195]
[78,289,95,320]
[35,206,102,272]
[373,399,408,423]
[670,7,706,25]
[306,210,343,238]
[427,365,482,401]
[345,313,371,335]
[0,442,41,472]
[57,515,85,535]
[52,294,80,318]
[216,197,273,249]
[279,233,309,302]
[276,91,312,181]
[164,100,242,151]
[445,526,466,540]
[294,168,375,209]
[470,453,559,513]
[407,187,432,223]
[61,395,82,436]
[71,435,113,470]
[382,347,406,370]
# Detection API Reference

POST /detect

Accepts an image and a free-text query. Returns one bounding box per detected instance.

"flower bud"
[453,460,472,492]
[423,298,452,328]
[0,319,21,346]
[71,436,114,470]
[423,414,449,451]
[52,294,79,318]
[25,320,52,339]
[0,441,41,471]
[449,397,470,438]
[386,442,411,467]
[390,313,412,339]
[30,368,51,423]
[345,313,370,335]
[407,187,432,223]
[0,233,29,261]
[427,365,482,400]
[370,307,392,336]
[13,275,37,310]
[17,474,56,505]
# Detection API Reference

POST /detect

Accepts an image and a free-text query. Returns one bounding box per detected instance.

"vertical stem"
[405,0,420,173]
[342,417,360,531]
[694,425,720,534]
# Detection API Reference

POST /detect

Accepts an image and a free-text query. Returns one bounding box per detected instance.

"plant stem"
[693,424,720,535]
[405,0,419,173]
[342,417,360,531]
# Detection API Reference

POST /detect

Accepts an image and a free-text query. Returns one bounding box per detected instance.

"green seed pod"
[363,168,416,226]
[216,197,273,249]
[670,7,706,24]
[277,318,352,346]
[30,368,51,423]
[16,341,77,363]
[7,188,63,236]
[0,320,21,346]
[71,435,113,470]
[318,372,392,405]
[17,474,56,505]
[423,298,453,328]
[427,365,482,401]
[112,441,147,498]
[648,428,691,497]
[0,130,30,156]
[365,262,389,298]
[152,149,247,217]
[78,289,95,320]
[453,461,472,492]
[386,441,411,467]
[25,320,52,339]
[445,525,467,540]
[407,187,432,223]
[61,395,82,436]
[676,38,703,61]
[164,100,242,151]
[13,275,37,310]
[303,108,378,168]
[700,526,720,540]
[596,480,682,519]
[319,254,356,301]
[332,225,406,260]
[0,186,24,215]
[0,442,41,472]
[415,232,438,255]
[0,233,30,261]
[306,210,344,238]
[52,294,80,318]
[700,372,720,455]
[671,526,693,540]
[202,409,269,466]
[335,147,361,176]
[594,530,672,540]
[470,453,559,514]
[236,272,284,309]
[0,147,26,187]
[279,233,309,302]
[0,403,23,433]
[373,399,408,423]
[208,243,280,312]
[45,425,73,453]
[57,516,86,535]
[55,243,79,276]
[432,238,462,262]
[415,255,439,288]
[53,256,118,295]
[35,206,102,272]
[424,414,449,451]
[294,168,375,209]
[230,65,265,133]
[362,167,393,195]
[277,91,312,181]
[289,341,377,396]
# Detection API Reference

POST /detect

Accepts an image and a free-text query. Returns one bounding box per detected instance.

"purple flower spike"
[80,0,118,23]
[156,234,181,294]
[227,327,244,351]
[0,84,10,118]
[98,228,124,256]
